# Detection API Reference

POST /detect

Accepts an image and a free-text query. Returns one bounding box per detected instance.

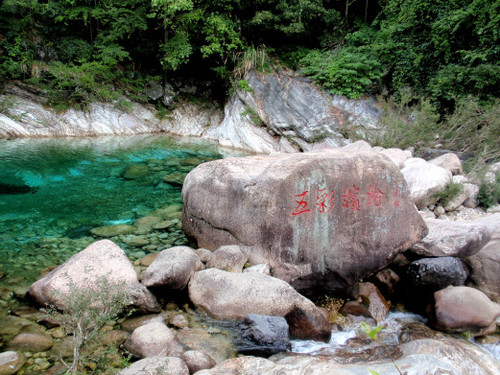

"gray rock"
[0,351,26,375]
[123,321,184,358]
[407,257,467,291]
[465,239,500,303]
[433,286,500,333]
[194,337,500,375]
[237,314,290,356]
[27,239,160,313]
[182,150,427,291]
[429,153,463,175]
[206,245,247,273]
[120,314,163,333]
[473,213,500,240]
[410,218,491,257]
[401,158,452,208]
[203,95,284,154]
[117,357,189,375]
[238,71,350,144]
[444,182,478,211]
[141,246,202,290]
[181,350,216,374]
[188,269,331,341]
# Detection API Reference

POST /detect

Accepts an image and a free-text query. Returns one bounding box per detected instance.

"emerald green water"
[0,135,241,290]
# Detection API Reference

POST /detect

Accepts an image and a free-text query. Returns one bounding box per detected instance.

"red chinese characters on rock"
[367,184,384,207]
[316,188,335,214]
[342,185,361,212]
[292,183,392,216]
[292,191,311,216]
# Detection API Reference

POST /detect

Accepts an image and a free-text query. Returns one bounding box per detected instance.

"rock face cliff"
[0,72,382,154]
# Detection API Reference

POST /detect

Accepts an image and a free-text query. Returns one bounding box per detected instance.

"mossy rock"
[122,165,150,180]
[90,224,136,237]
[162,173,186,186]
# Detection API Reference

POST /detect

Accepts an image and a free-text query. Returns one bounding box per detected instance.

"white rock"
[429,153,463,175]
[401,158,452,208]
[379,148,410,168]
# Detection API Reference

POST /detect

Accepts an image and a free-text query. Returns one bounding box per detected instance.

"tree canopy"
[0,0,498,110]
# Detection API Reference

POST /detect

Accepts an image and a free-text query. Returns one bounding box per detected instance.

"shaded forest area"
[0,0,499,165]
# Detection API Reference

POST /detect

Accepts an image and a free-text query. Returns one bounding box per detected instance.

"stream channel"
[0,134,498,365]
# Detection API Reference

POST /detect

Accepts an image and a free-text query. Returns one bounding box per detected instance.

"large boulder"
[401,158,452,208]
[141,246,203,290]
[410,218,491,258]
[433,286,500,333]
[27,240,160,313]
[188,269,331,341]
[182,150,427,290]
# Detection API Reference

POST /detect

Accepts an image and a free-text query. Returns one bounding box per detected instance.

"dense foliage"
[0,0,498,112]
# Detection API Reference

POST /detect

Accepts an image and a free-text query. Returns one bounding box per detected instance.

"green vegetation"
[433,181,464,207]
[0,0,498,163]
[43,276,130,375]
[478,172,500,208]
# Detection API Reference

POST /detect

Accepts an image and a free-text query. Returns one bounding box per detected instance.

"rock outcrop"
[182,150,427,290]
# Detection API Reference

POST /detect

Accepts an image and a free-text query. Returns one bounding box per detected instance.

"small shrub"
[43,275,130,375]
[241,106,264,127]
[237,79,253,93]
[478,173,500,208]
[433,181,464,208]
[232,45,274,80]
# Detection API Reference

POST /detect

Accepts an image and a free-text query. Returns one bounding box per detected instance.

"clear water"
[0,135,244,289]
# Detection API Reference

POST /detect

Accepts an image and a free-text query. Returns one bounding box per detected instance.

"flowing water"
[0,134,245,289]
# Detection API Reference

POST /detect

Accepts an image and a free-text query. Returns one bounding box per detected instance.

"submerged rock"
[182,150,427,291]
[90,224,135,237]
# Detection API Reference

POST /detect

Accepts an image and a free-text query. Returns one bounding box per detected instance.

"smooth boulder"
[141,246,202,290]
[433,286,500,333]
[206,245,248,273]
[123,321,184,358]
[182,150,427,290]
[407,257,467,291]
[27,240,160,313]
[188,269,331,341]
[237,314,291,356]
